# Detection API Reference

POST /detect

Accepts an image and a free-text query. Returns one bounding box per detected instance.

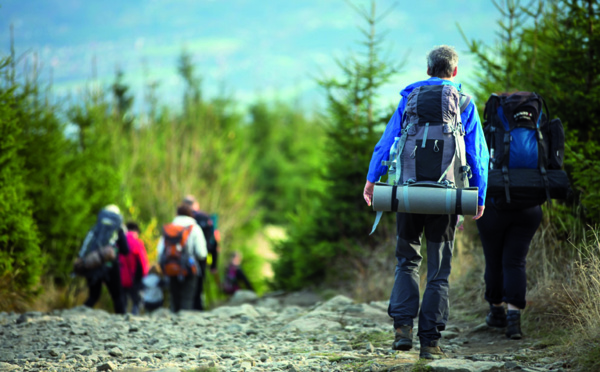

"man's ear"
[427,67,432,76]
[452,66,458,77]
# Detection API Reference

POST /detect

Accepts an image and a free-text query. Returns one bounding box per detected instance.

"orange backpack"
[159,224,198,279]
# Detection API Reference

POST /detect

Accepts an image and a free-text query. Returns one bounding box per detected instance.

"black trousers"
[121,285,142,315]
[168,274,197,313]
[476,204,542,309]
[84,264,126,314]
[193,259,207,310]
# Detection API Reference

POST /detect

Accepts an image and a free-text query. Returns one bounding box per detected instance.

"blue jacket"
[367,77,489,206]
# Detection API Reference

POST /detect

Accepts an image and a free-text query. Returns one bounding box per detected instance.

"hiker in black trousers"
[477,204,542,339]
[182,195,218,311]
[79,205,130,314]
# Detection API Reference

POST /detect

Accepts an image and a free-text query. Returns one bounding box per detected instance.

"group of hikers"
[75,195,253,315]
[363,45,570,359]
[75,44,570,361]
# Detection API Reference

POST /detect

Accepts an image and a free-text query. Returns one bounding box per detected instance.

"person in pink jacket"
[119,222,149,314]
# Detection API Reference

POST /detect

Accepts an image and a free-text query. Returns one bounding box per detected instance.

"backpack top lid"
[162,224,194,247]
[489,92,544,131]
[404,84,463,126]
[92,209,122,247]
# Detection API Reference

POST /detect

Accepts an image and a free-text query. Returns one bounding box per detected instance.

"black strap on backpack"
[489,92,553,206]
[535,95,552,205]
[489,94,512,203]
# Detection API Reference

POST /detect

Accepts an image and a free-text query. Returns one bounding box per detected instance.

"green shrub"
[0,59,43,310]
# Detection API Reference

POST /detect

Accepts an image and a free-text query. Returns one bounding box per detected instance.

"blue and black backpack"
[483,92,571,209]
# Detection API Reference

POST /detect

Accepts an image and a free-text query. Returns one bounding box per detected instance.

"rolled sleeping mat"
[372,182,479,215]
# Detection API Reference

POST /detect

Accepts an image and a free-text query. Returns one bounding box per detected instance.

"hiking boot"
[506,310,522,339]
[419,339,446,360]
[486,304,508,328]
[392,325,413,351]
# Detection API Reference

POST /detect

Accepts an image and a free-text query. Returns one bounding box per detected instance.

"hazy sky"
[0,0,500,112]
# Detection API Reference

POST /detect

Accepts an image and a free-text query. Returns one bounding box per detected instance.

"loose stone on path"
[0,293,569,371]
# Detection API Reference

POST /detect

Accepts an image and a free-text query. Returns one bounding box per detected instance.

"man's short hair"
[427,45,458,78]
[182,195,196,207]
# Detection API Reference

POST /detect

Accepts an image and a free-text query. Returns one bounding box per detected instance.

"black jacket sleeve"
[209,242,218,270]
[117,228,129,255]
[134,256,144,284]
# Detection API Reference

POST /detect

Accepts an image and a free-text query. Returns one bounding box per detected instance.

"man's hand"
[472,205,485,220]
[363,180,375,206]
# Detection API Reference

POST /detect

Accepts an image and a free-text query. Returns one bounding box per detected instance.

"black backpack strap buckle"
[501,165,511,203]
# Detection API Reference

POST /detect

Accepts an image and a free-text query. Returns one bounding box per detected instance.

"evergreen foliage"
[111,69,134,130]
[247,101,326,224]
[461,0,600,223]
[273,1,400,290]
[0,44,327,306]
[0,59,43,305]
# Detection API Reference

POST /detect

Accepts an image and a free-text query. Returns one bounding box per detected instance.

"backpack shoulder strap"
[459,93,472,114]
[180,225,194,247]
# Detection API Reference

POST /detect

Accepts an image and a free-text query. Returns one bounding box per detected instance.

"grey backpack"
[386,84,472,188]
[369,85,475,235]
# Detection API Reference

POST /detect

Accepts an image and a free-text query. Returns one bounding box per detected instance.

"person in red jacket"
[119,222,149,314]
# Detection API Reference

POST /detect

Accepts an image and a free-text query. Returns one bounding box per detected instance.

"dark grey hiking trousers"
[168,274,197,313]
[388,212,457,344]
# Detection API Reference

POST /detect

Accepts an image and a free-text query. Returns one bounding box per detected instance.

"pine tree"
[111,69,134,131]
[461,0,600,222]
[0,58,43,309]
[178,50,202,113]
[274,0,401,289]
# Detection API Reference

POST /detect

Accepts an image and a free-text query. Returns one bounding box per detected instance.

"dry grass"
[0,273,33,312]
[28,277,90,312]
[557,228,600,370]
[568,229,600,337]
[449,219,487,309]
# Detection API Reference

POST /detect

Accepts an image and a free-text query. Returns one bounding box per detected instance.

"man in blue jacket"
[363,45,488,359]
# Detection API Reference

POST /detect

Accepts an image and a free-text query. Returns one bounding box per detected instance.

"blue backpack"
[483,92,570,208]
[75,209,123,278]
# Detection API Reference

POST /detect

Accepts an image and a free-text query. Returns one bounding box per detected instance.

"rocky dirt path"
[0,292,570,372]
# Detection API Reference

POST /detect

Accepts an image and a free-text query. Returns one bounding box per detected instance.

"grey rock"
[519,367,548,372]
[428,359,504,372]
[108,347,122,357]
[48,349,59,357]
[227,323,245,333]
[314,295,354,312]
[228,290,259,306]
[505,361,518,369]
[441,330,459,340]
[213,304,260,319]
[470,323,490,333]
[281,291,322,307]
[281,317,342,333]
[96,361,117,371]
[0,351,15,362]
[445,325,461,333]
[0,362,19,371]
[256,297,281,310]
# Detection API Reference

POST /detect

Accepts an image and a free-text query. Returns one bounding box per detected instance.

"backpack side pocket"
[548,118,565,169]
